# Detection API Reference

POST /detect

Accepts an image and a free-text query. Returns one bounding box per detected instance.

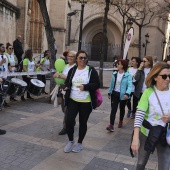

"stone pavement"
[0,71,158,170]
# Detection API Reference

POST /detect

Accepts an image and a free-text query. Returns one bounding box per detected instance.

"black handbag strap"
[153,88,164,115]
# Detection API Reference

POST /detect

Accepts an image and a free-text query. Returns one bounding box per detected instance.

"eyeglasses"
[68,56,75,58]
[77,56,87,60]
[9,48,13,50]
[0,46,5,49]
[158,74,170,80]
[143,60,147,63]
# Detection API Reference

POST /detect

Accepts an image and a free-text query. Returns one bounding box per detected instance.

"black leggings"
[110,91,127,125]
[127,93,142,114]
[66,98,92,143]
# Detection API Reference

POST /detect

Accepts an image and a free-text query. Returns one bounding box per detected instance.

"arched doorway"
[29,0,43,53]
[91,32,108,61]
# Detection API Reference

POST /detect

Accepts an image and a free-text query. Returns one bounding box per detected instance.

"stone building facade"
[0,0,167,61]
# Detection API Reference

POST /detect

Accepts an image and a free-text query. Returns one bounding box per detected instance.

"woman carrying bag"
[63,50,100,153]
[131,62,170,170]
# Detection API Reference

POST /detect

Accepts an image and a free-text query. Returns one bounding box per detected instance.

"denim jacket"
[108,71,132,100]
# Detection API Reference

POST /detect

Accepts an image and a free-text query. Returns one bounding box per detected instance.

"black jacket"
[13,39,24,58]
[64,65,100,109]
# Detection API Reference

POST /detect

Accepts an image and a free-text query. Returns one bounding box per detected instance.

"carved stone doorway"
[91,32,108,61]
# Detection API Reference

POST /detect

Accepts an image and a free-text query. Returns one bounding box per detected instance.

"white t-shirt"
[142,68,151,92]
[7,54,15,72]
[129,67,137,92]
[62,64,75,76]
[42,58,50,71]
[70,67,90,100]
[0,54,9,78]
[137,87,170,136]
[28,60,35,72]
[114,72,124,92]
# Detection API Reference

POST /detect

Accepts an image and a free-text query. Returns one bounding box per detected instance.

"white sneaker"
[64,141,75,153]
[72,143,83,153]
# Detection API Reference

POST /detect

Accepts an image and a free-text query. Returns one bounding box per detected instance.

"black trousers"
[37,75,46,92]
[127,93,142,114]
[66,98,92,143]
[110,91,127,125]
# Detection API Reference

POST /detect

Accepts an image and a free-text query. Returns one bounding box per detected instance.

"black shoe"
[0,129,6,135]
[44,92,48,95]
[59,128,67,135]
[21,96,26,101]
[27,96,34,100]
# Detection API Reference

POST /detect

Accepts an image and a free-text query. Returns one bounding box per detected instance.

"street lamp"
[78,0,87,51]
[142,33,150,56]
[67,11,77,17]
[126,19,133,31]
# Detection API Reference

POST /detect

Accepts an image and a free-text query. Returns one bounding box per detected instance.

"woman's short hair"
[6,42,12,49]
[76,50,88,59]
[131,57,142,68]
[143,56,153,68]
[117,59,129,71]
[63,51,69,57]
[145,62,169,87]
[68,50,77,57]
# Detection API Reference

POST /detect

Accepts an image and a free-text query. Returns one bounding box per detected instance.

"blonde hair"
[145,62,169,87]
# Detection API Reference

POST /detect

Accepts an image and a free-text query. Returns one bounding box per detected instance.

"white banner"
[123,28,134,59]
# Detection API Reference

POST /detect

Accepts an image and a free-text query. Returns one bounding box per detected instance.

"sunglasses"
[116,62,121,66]
[143,60,147,63]
[78,56,87,60]
[159,74,170,80]
[9,48,13,50]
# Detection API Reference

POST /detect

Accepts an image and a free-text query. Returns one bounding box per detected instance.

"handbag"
[95,89,103,107]
[88,67,103,108]
[153,88,170,145]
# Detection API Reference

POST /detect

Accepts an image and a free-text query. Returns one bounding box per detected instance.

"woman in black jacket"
[63,50,100,153]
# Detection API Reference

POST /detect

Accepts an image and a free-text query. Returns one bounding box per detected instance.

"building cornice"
[0,0,20,18]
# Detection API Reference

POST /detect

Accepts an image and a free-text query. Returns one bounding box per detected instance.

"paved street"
[0,71,158,170]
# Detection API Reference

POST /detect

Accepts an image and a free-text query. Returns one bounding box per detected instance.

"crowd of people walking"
[0,36,170,169]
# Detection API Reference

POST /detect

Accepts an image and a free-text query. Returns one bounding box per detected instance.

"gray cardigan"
[133,69,145,98]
